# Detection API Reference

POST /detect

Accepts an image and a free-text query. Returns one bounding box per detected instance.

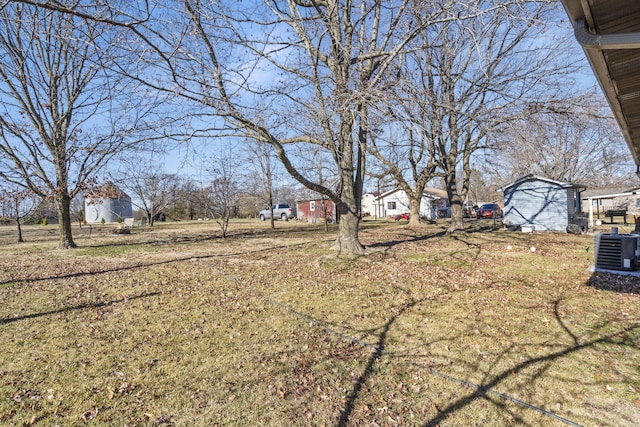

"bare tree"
[467,169,499,206]
[69,195,86,226]
[166,178,202,221]
[199,148,242,238]
[12,1,581,242]
[160,1,442,254]
[0,185,39,242]
[247,141,278,229]
[368,104,439,227]
[0,4,161,248]
[487,94,637,187]
[111,156,178,226]
[13,0,461,255]
[370,1,579,231]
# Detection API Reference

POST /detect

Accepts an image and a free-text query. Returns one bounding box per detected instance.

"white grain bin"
[84,182,133,224]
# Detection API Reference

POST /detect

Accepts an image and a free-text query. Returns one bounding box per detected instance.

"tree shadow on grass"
[420,307,639,426]
[366,230,447,250]
[323,285,638,426]
[337,299,418,427]
[0,255,201,287]
[0,240,320,287]
[365,221,521,252]
[80,225,334,249]
[0,291,161,326]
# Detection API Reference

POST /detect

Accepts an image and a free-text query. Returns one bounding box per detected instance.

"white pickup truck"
[258,204,296,221]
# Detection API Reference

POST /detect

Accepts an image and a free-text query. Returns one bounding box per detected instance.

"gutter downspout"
[573,18,640,50]
[573,18,640,168]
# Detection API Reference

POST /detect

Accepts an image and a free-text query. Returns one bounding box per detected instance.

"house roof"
[498,174,587,192]
[296,198,334,203]
[423,187,448,199]
[376,187,446,200]
[582,185,640,198]
[560,0,640,168]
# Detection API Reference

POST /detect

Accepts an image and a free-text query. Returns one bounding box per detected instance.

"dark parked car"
[476,203,503,219]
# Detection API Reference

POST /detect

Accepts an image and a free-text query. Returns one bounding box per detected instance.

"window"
[387,201,396,210]
[310,201,316,211]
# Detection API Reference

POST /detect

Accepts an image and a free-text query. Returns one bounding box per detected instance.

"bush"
[567,223,583,235]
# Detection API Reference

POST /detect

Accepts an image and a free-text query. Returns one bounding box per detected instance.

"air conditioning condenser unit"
[595,233,640,271]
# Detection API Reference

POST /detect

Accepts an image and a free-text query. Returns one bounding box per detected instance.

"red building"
[296,199,337,223]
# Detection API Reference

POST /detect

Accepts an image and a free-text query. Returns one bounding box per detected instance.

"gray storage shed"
[499,175,586,232]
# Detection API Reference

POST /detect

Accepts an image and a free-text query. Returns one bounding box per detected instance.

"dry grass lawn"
[0,219,638,426]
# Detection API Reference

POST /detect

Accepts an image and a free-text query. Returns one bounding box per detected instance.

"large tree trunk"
[408,196,422,226]
[56,193,76,249]
[447,190,465,232]
[331,159,365,255]
[332,205,364,255]
[444,164,465,232]
[448,198,464,232]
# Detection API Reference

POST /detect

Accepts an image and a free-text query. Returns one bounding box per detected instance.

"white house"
[361,193,379,218]
[376,188,447,220]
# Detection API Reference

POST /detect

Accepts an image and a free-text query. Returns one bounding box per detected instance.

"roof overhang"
[560,0,640,169]
[375,188,438,201]
[584,191,638,201]
[498,174,587,192]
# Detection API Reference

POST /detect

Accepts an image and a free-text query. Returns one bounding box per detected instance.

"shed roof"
[498,174,587,192]
[560,0,640,168]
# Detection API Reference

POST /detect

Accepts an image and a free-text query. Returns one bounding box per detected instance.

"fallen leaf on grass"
[79,407,98,421]
[154,415,172,424]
